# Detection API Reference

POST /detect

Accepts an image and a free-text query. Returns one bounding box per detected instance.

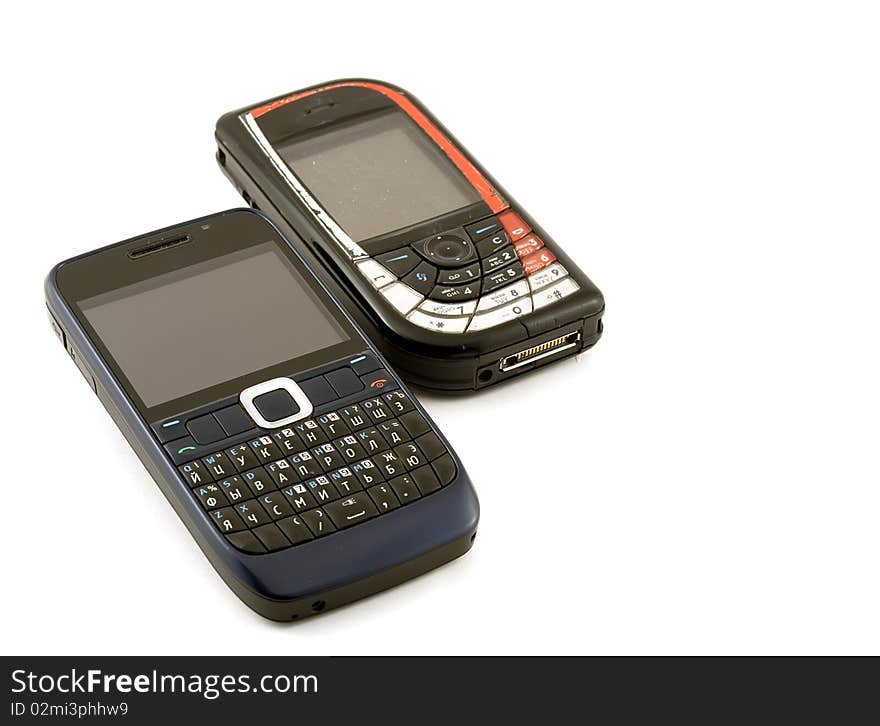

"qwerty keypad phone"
[46,209,479,620]
[216,79,604,392]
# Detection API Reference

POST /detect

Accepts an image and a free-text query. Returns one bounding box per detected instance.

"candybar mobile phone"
[215,79,604,393]
[45,209,479,620]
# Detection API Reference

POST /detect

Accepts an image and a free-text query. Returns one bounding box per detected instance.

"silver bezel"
[240,377,314,429]
[241,112,368,262]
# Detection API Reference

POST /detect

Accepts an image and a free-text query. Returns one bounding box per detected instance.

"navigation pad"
[357,210,581,334]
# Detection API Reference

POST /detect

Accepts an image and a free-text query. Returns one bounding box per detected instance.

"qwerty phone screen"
[277,110,480,243]
[79,243,348,407]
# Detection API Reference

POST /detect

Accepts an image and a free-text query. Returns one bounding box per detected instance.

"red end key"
[498,211,531,241]
[514,233,545,258]
[521,248,557,275]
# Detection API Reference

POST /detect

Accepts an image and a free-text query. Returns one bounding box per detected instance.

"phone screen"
[276,110,480,243]
[79,243,348,407]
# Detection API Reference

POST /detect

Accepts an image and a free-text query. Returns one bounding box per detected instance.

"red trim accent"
[522,248,557,276]
[250,82,508,214]
[514,233,545,259]
[498,211,531,241]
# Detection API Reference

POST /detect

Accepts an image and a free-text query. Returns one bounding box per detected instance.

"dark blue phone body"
[45,209,479,620]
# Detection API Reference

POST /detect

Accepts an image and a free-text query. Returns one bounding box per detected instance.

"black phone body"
[215,79,604,393]
[45,209,479,621]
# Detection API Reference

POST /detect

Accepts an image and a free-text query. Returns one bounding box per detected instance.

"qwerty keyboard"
[176,390,456,554]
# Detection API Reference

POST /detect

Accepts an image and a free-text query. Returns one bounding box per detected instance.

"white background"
[2,1,878,655]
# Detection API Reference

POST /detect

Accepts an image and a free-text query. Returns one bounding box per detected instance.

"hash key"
[333,435,367,462]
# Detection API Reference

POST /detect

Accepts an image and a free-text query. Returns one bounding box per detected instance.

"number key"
[289,450,322,479]
[265,459,299,487]
[293,419,327,447]
[271,427,302,456]
[311,443,345,471]
[317,411,349,438]
[328,467,362,496]
[333,434,367,463]
[248,435,283,463]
